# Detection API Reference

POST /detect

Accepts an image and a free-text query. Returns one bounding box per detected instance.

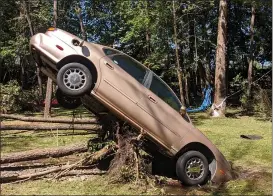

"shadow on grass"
[188,113,210,126]
[20,106,94,118]
[0,136,37,152]
[226,109,271,122]
[51,106,94,118]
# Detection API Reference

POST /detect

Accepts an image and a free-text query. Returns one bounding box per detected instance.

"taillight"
[56,45,64,51]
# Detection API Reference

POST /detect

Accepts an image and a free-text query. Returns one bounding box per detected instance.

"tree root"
[107,121,152,183]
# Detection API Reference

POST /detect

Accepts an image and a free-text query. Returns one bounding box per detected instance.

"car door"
[96,53,149,123]
[137,74,192,149]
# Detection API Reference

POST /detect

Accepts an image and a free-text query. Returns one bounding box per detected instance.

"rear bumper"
[30,33,77,70]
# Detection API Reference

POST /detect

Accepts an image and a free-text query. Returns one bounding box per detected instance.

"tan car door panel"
[137,75,191,148]
[96,56,147,121]
[136,91,182,149]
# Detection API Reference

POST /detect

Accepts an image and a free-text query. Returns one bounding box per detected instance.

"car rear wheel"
[57,62,92,97]
[176,150,209,186]
[56,88,82,110]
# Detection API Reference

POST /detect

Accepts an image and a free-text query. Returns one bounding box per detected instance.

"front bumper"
[211,159,233,183]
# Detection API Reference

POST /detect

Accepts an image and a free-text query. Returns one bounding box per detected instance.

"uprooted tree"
[91,115,154,183]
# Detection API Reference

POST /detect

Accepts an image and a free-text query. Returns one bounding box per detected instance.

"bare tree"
[247,4,255,97]
[211,0,228,117]
[172,0,185,106]
[44,0,57,118]
[76,2,87,41]
[21,0,43,98]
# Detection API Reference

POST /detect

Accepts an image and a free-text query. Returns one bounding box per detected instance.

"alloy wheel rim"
[185,157,205,180]
[63,68,86,91]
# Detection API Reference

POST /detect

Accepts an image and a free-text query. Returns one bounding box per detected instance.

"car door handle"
[104,61,114,70]
[147,95,157,103]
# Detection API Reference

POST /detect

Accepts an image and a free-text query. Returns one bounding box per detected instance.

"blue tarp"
[186,85,213,113]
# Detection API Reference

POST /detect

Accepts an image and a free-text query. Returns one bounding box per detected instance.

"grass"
[1,106,96,154]
[0,129,95,154]
[1,176,160,195]
[1,107,272,195]
[190,109,272,195]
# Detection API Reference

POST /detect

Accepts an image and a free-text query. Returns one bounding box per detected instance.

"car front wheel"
[57,62,92,97]
[176,150,209,186]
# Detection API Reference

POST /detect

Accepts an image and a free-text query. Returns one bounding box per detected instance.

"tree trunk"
[77,4,87,41]
[1,114,97,124]
[0,123,100,131]
[185,76,190,105]
[37,68,43,99]
[198,62,208,89]
[247,5,255,97]
[211,0,228,117]
[53,0,58,28]
[145,0,151,59]
[44,79,53,118]
[188,14,197,97]
[0,143,88,164]
[194,18,199,75]
[22,0,43,98]
[172,0,185,106]
[44,0,57,118]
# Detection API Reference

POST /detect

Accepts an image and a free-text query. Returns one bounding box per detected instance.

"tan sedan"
[30,28,232,186]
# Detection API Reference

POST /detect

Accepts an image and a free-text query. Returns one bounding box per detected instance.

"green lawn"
[190,109,272,195]
[1,108,272,195]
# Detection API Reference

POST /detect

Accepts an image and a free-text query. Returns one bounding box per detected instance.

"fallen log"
[1,143,88,164]
[0,114,97,124]
[0,166,105,183]
[0,123,101,131]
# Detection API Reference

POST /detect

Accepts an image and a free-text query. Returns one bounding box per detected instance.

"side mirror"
[79,40,85,47]
[180,106,192,123]
[180,106,187,116]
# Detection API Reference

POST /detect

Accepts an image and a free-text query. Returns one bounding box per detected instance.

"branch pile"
[1,114,157,185]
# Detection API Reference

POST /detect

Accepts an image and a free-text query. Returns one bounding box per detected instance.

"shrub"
[0,80,41,113]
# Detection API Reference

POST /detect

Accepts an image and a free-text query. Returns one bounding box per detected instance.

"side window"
[149,75,181,111]
[103,48,119,56]
[110,55,148,84]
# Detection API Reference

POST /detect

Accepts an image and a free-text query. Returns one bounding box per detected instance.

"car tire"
[176,150,209,186]
[57,62,92,97]
[55,88,82,110]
